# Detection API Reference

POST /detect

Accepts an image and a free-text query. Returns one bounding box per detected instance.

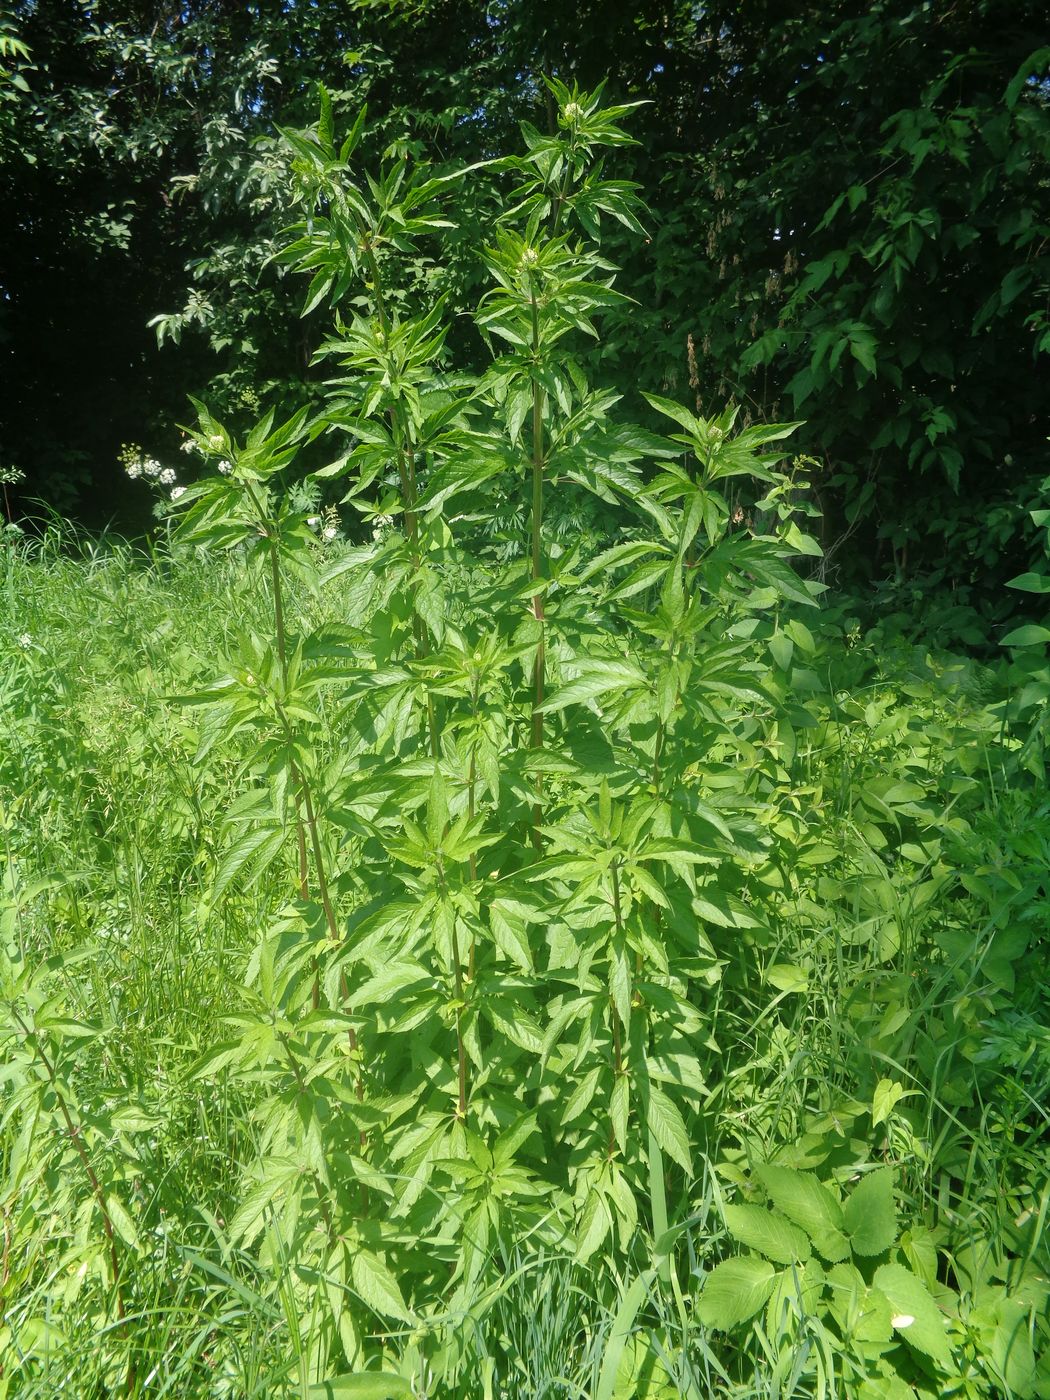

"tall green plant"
[158,82,819,1388]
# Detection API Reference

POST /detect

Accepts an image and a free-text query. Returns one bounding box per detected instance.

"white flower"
[208,433,225,452]
[18,633,31,648]
[125,462,143,479]
[171,486,186,501]
[159,467,176,485]
[179,439,195,455]
[322,525,338,541]
[143,458,161,478]
[218,459,232,475]
[563,101,583,121]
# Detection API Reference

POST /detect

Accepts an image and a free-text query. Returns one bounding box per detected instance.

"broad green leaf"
[990,1299,1038,1398]
[697,1257,776,1330]
[756,1165,849,1263]
[873,1262,952,1367]
[769,633,794,671]
[211,821,286,903]
[871,1078,910,1127]
[844,1168,897,1256]
[577,540,666,584]
[1002,624,1050,647]
[723,1205,811,1265]
[765,963,808,993]
[1005,572,1050,594]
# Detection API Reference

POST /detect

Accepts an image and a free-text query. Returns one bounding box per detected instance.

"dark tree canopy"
[1,0,1047,603]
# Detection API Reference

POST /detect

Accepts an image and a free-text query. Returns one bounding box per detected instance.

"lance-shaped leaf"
[540,658,648,713]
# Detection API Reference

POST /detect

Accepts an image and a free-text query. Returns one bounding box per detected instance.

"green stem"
[467,679,479,977]
[246,488,337,945]
[273,700,339,944]
[247,486,311,904]
[277,1031,336,1240]
[608,862,629,1158]
[361,225,436,760]
[609,862,627,1080]
[529,287,546,848]
[451,919,469,1120]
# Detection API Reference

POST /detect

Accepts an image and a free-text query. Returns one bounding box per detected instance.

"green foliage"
[2,82,1049,1400]
[621,0,1050,594]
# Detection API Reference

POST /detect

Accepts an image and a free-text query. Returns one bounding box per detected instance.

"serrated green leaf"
[723,1205,811,1265]
[647,1084,691,1173]
[540,659,648,713]
[105,1193,139,1250]
[844,1168,897,1256]
[873,1262,952,1367]
[489,898,534,970]
[350,1250,412,1322]
[610,1074,629,1152]
[756,1164,849,1263]
[697,1257,776,1329]
[415,458,503,512]
[211,822,286,903]
[562,1066,602,1125]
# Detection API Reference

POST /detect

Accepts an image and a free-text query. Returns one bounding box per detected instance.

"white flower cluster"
[18,632,32,649]
[307,511,340,542]
[120,443,186,500]
[218,460,232,475]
